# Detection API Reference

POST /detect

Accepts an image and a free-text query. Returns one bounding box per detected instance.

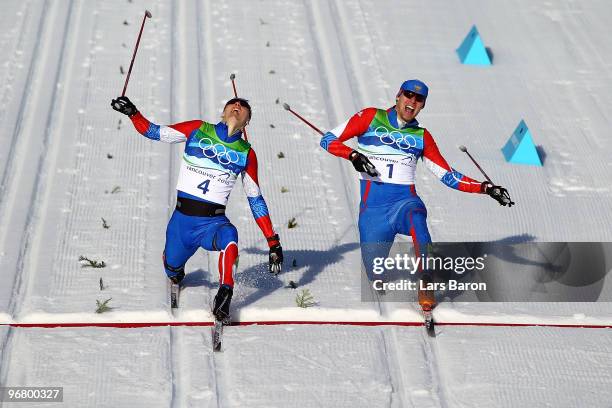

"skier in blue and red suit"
[320,80,511,310]
[111,95,283,320]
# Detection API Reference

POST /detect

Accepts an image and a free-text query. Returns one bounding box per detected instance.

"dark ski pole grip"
[121,10,152,97]
[230,73,238,98]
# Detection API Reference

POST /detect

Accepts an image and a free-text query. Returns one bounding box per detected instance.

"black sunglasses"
[401,90,426,103]
[225,98,252,119]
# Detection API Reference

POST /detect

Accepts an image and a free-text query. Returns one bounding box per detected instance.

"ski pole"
[121,10,152,97]
[459,145,515,206]
[229,73,248,141]
[282,102,325,136]
[229,73,239,99]
[458,145,493,183]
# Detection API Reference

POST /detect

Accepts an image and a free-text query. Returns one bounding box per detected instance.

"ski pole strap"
[176,197,226,217]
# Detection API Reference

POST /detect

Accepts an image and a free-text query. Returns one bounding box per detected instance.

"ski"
[212,319,228,352]
[211,284,233,351]
[422,309,436,337]
[170,282,180,309]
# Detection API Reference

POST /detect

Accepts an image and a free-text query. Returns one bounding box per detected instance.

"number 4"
[198,179,210,194]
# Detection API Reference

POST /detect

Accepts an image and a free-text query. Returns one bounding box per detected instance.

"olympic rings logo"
[198,137,240,165]
[374,126,418,151]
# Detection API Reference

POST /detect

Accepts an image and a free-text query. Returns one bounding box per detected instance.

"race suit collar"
[215,121,244,142]
[387,107,419,129]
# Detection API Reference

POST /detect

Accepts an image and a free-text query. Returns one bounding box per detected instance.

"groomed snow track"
[1,1,612,407]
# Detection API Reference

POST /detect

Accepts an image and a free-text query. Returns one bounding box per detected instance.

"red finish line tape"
[2,321,611,329]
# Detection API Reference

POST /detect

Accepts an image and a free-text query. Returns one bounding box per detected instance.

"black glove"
[268,235,283,275]
[481,181,514,207]
[111,96,138,117]
[349,150,378,177]
[269,242,284,275]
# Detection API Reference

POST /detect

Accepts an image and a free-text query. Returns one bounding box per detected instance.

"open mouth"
[405,105,415,113]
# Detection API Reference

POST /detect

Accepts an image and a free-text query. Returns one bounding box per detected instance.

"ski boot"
[169,270,185,285]
[212,284,233,322]
[418,273,436,312]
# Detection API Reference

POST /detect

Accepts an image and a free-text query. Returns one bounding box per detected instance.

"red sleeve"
[244,148,260,184]
[243,149,279,247]
[423,129,483,193]
[129,112,151,135]
[422,129,454,172]
[169,120,203,136]
[325,108,378,159]
[129,112,202,138]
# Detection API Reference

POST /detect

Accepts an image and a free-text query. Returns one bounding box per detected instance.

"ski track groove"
[303,1,450,405]
[381,330,411,408]
[302,1,410,407]
[206,331,223,408]
[0,0,77,389]
[0,0,49,320]
[0,1,32,167]
[0,0,46,216]
[422,331,450,408]
[14,0,78,318]
[0,0,40,386]
[168,1,222,406]
[200,1,228,406]
[334,1,458,405]
[169,2,181,407]
[299,0,364,279]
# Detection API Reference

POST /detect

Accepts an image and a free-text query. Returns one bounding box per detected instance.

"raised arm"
[422,129,483,193]
[111,95,200,143]
[129,112,201,143]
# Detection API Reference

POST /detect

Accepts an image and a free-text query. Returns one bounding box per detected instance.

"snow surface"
[1,0,612,407]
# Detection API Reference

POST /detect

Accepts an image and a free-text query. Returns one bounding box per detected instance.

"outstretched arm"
[241,149,279,246]
[111,95,200,143]
[319,107,379,176]
[319,107,378,159]
[422,130,483,193]
[129,112,201,143]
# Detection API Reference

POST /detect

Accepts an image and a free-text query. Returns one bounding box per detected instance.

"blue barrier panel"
[501,120,542,166]
[456,25,492,65]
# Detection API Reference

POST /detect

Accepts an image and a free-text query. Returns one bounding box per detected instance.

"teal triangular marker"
[456,25,492,65]
[501,120,542,166]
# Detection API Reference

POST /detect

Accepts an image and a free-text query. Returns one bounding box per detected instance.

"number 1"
[386,163,394,178]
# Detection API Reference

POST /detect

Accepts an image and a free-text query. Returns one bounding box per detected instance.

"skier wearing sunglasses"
[319,80,511,312]
[111,95,283,321]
